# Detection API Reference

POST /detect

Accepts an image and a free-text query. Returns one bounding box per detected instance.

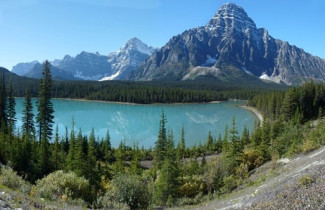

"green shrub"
[178,175,206,198]
[32,170,89,205]
[221,175,237,194]
[298,174,314,187]
[0,166,31,194]
[98,174,153,209]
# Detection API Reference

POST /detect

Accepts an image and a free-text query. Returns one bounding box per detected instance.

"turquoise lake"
[14,98,258,148]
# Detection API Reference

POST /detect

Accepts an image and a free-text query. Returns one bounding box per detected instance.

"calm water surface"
[15,98,258,148]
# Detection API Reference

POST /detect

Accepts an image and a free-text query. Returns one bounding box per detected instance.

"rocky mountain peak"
[117,37,156,56]
[206,3,257,33]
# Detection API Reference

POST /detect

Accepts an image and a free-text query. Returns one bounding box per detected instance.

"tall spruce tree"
[176,126,186,160]
[86,129,100,191]
[0,73,7,130]
[22,86,35,138]
[37,60,54,142]
[155,130,179,205]
[154,111,167,170]
[7,76,16,134]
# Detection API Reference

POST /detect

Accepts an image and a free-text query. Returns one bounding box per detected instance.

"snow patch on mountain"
[99,71,121,81]
[260,73,281,84]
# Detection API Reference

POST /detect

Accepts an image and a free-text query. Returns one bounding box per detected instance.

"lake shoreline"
[239,105,264,124]
[51,97,223,106]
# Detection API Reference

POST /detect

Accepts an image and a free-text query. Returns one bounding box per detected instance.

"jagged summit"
[115,37,156,56]
[206,3,257,33]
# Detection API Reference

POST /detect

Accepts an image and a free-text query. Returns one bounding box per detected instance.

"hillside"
[191,144,325,209]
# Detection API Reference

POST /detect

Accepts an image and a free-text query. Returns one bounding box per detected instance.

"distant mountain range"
[12,38,157,81]
[10,3,325,85]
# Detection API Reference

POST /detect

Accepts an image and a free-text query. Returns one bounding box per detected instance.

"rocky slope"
[131,3,325,85]
[189,145,325,209]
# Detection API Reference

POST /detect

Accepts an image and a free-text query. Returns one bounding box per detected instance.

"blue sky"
[0,0,324,70]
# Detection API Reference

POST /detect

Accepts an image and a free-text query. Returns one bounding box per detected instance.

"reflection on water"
[14,98,258,148]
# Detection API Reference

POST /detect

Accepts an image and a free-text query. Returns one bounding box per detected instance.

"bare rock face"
[130,3,325,85]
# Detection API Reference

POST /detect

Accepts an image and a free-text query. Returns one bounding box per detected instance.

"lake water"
[14,98,258,148]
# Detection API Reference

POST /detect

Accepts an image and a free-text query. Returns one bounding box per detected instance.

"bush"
[221,175,237,194]
[97,174,153,209]
[31,170,89,205]
[241,148,264,171]
[178,176,206,198]
[298,174,314,187]
[0,166,31,194]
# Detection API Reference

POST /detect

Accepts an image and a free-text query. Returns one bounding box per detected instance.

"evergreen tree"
[241,126,250,146]
[114,140,126,174]
[7,76,16,135]
[215,134,223,153]
[86,129,100,192]
[0,73,7,130]
[130,142,142,175]
[66,120,76,171]
[37,60,54,142]
[74,129,85,176]
[52,125,60,170]
[155,130,179,205]
[176,126,186,160]
[205,131,214,153]
[38,126,50,176]
[22,87,35,138]
[154,111,167,170]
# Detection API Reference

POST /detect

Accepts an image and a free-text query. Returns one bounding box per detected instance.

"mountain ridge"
[129,3,325,85]
[11,38,157,81]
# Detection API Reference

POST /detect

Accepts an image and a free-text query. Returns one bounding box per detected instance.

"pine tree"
[86,129,100,192]
[114,140,126,174]
[130,142,142,175]
[154,111,167,170]
[103,129,112,163]
[7,76,16,136]
[206,131,214,153]
[66,120,76,171]
[176,126,186,160]
[22,86,35,138]
[37,60,54,142]
[0,73,7,130]
[74,129,84,176]
[228,116,240,157]
[241,126,250,146]
[52,125,60,170]
[155,130,179,205]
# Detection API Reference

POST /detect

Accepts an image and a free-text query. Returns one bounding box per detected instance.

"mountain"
[12,38,156,81]
[12,61,39,76]
[25,63,76,80]
[0,67,13,76]
[52,52,111,80]
[100,37,157,81]
[130,3,325,85]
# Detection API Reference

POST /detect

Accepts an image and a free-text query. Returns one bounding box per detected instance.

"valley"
[0,1,325,209]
